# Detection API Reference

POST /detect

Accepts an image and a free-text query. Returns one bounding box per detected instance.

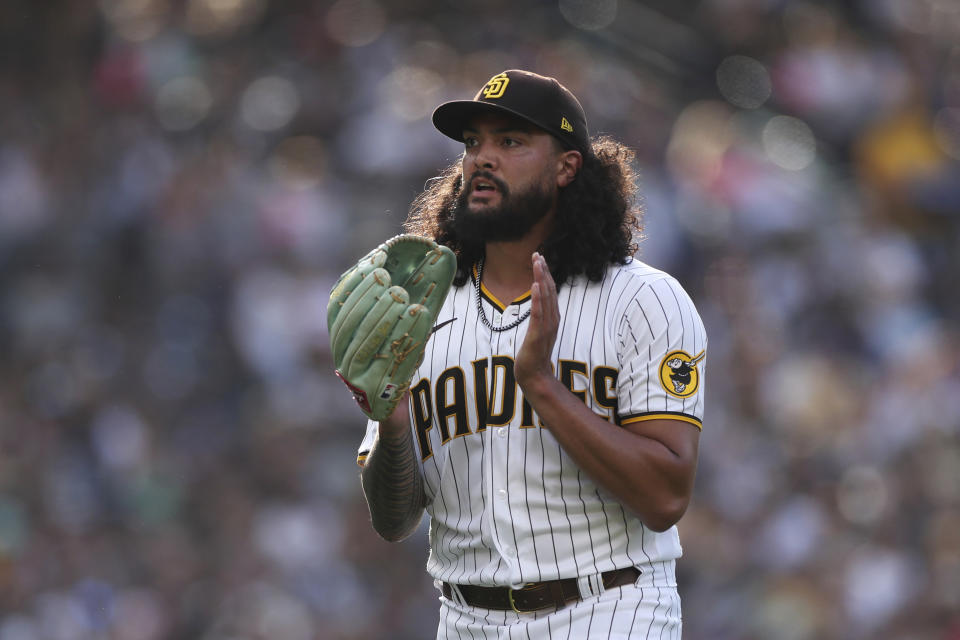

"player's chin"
[468,190,502,206]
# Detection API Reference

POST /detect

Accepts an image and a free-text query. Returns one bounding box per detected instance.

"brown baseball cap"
[432,70,590,154]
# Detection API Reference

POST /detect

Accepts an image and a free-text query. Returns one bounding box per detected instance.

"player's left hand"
[327,234,456,421]
[515,252,559,388]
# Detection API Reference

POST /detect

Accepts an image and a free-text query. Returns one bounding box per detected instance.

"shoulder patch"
[658,350,704,398]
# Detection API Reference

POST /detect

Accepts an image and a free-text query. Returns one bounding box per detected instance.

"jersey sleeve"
[356,419,378,466]
[616,275,707,429]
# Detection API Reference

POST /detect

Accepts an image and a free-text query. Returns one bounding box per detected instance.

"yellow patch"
[482,73,510,99]
[560,117,574,132]
[658,350,704,398]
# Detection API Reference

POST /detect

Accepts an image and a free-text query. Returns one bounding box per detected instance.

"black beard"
[451,172,554,243]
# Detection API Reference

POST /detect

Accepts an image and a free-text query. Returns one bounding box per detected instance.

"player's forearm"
[360,411,426,542]
[520,373,696,531]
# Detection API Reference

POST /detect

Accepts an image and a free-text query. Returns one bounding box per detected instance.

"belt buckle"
[508,583,536,614]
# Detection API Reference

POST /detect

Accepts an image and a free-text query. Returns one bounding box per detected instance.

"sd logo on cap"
[432,70,590,155]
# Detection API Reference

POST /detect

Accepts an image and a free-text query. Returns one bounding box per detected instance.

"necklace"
[474,258,532,332]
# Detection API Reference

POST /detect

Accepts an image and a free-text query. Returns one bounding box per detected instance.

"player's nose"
[472,141,498,170]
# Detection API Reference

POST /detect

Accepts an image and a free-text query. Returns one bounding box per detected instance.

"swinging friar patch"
[658,350,705,398]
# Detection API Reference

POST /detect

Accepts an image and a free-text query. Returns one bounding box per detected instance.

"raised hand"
[515,252,559,388]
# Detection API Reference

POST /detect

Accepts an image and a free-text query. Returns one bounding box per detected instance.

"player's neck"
[480,209,554,302]
[481,238,541,304]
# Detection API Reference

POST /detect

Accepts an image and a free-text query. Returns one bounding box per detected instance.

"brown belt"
[441,567,641,613]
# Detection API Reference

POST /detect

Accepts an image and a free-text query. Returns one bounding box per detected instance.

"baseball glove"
[327,234,456,421]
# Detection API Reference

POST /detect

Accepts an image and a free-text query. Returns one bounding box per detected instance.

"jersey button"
[497,489,507,500]
[497,428,507,438]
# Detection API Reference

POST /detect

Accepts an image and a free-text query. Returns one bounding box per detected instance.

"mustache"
[463,171,509,194]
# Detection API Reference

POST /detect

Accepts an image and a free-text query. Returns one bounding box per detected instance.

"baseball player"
[352,70,706,638]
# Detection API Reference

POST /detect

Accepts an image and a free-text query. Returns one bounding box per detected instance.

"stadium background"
[1,0,959,638]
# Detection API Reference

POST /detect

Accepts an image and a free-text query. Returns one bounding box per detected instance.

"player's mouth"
[467,173,507,202]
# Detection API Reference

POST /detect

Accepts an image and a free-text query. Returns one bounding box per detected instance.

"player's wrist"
[377,393,411,436]
[516,368,562,403]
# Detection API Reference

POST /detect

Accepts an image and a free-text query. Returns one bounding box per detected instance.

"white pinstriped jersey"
[357,258,707,592]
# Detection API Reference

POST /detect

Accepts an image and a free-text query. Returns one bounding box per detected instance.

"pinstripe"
[584,601,597,637]
[619,315,640,416]
[569,265,602,579]
[451,603,464,640]
[595,489,617,560]
[573,280,607,578]
[643,559,664,639]
[457,440,473,581]
[634,522,654,601]
[485,322,499,586]
[456,606,468,640]
[607,601,620,637]
[585,270,606,376]
[648,284,671,413]
[504,413,524,584]
[539,416,562,577]
[658,581,672,640]
[627,587,642,637]
[476,315,494,584]
[515,328,553,578]
[554,279,582,579]
[433,452,457,575]
[660,563,679,639]
[522,412,542,580]
[489,328,520,584]
[657,593,670,640]
[435,287,464,580]
[576,466,600,575]
[448,288,472,583]
[664,280,692,417]
[619,506,638,575]
[557,442,578,578]
[632,298,655,406]
[446,445,468,582]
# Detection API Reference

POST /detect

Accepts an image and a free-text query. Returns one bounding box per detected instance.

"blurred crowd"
[0,0,958,638]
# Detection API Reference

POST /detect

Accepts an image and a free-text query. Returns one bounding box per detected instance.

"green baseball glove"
[328,234,456,421]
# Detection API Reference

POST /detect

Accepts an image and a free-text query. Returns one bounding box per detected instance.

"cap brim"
[432,100,548,144]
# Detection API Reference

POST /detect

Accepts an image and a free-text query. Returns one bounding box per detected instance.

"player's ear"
[556,149,582,188]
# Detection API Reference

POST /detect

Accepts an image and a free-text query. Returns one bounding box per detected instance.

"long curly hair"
[404,136,643,287]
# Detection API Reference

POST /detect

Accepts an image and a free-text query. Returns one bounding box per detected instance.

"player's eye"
[463,136,479,148]
[502,137,520,147]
